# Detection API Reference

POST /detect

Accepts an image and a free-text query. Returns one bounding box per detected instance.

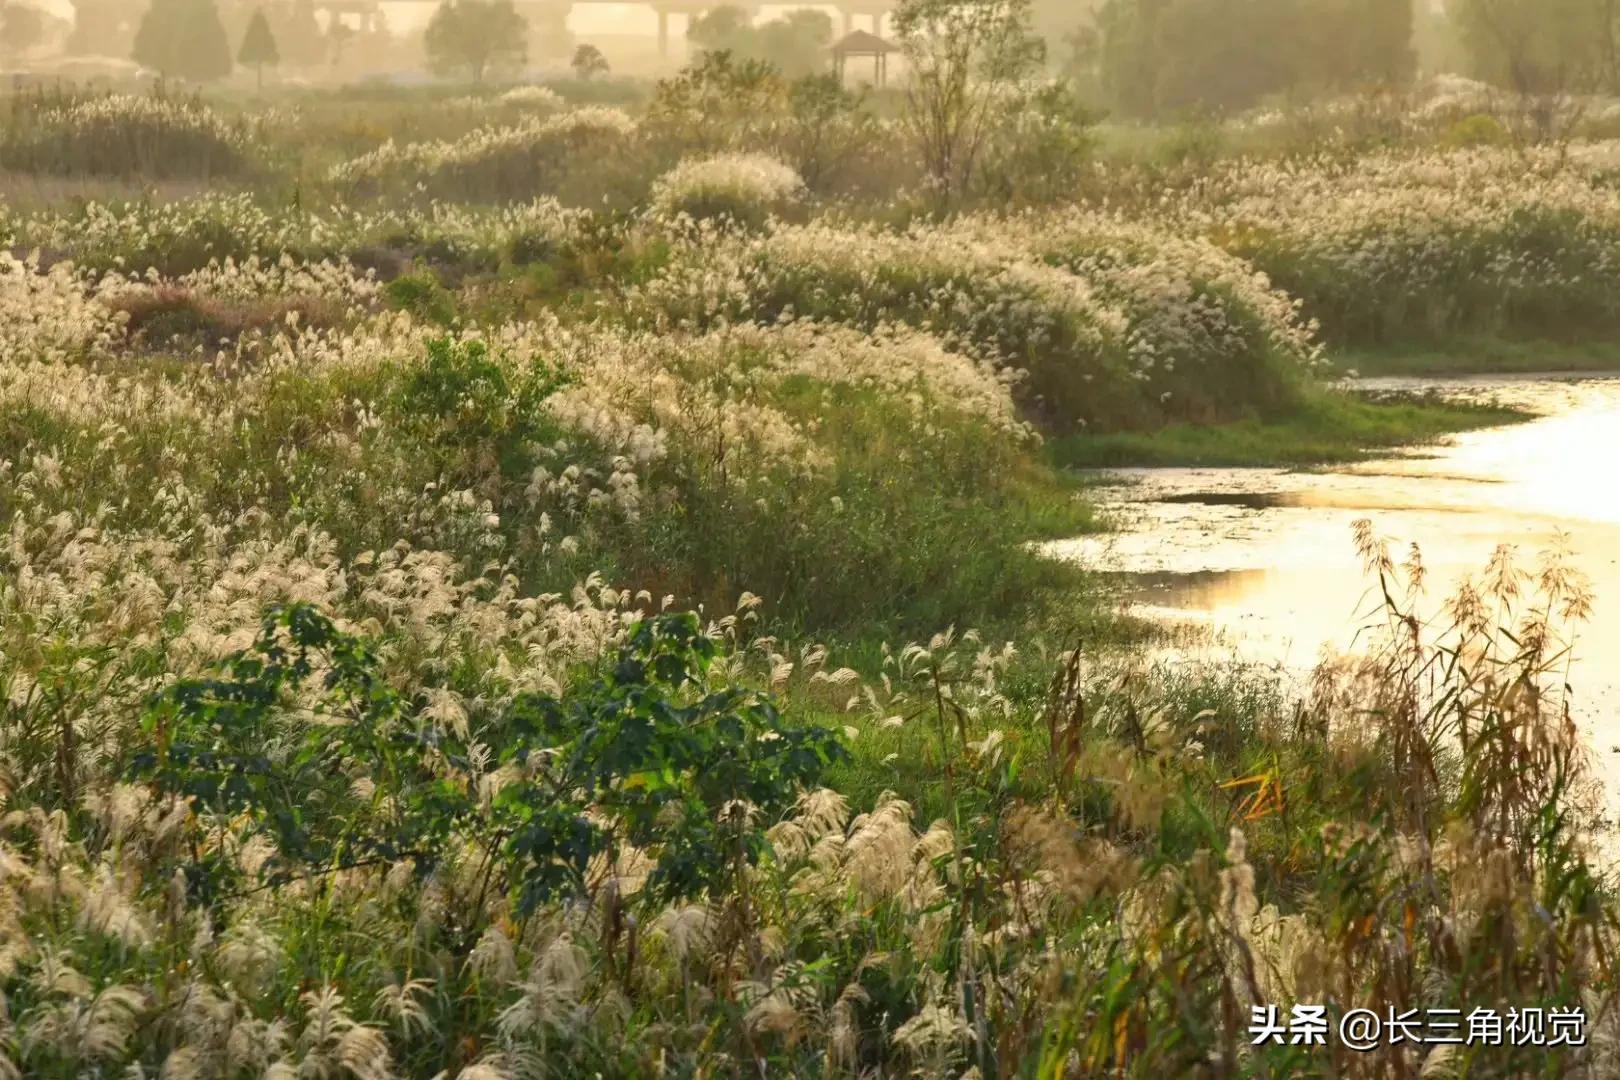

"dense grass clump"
[636,217,1319,431]
[5,194,588,278]
[1195,148,1620,345]
[0,245,1083,633]
[328,108,638,203]
[648,152,805,229]
[0,250,127,361]
[0,90,253,179]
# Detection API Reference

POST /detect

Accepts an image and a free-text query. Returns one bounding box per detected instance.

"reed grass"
[2,71,1619,1077]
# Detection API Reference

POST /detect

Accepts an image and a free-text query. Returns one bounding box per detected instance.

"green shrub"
[1444,112,1510,148]
[130,603,846,915]
[383,271,459,326]
[391,335,571,447]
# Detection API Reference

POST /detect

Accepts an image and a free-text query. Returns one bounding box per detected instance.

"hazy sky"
[385,3,853,34]
[31,1,855,36]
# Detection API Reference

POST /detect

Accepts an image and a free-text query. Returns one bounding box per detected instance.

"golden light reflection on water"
[1042,374,1620,813]
[1347,386,1620,526]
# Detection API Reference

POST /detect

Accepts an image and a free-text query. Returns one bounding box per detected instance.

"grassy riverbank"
[1050,388,1528,468]
[1342,338,1620,377]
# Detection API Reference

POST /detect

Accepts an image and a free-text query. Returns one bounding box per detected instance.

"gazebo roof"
[832,29,898,57]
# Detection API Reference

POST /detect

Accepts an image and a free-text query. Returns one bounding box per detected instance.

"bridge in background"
[320,1,896,55]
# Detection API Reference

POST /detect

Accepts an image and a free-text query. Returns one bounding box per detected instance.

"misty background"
[0,0,1537,118]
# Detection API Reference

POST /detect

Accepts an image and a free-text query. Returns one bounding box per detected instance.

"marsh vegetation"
[4,0,1620,1076]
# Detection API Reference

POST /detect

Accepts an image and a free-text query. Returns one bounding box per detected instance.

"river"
[1042,372,1620,816]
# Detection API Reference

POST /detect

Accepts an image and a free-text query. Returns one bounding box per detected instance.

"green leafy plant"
[129,604,466,906]
[382,271,459,326]
[494,611,849,911]
[129,603,846,917]
[391,335,572,446]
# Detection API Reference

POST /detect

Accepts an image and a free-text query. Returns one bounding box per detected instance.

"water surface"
[1044,373,1620,806]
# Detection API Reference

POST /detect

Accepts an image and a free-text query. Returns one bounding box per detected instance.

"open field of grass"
[3,65,1620,1078]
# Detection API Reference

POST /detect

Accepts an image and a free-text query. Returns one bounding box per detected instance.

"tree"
[423,0,529,84]
[1094,0,1166,117]
[1149,0,1300,115]
[754,9,834,77]
[1318,0,1415,89]
[688,5,834,79]
[272,0,326,68]
[1452,0,1611,94]
[66,0,136,57]
[779,73,879,194]
[1031,0,1103,64]
[893,0,1046,207]
[238,8,280,89]
[327,19,353,67]
[1094,0,1417,118]
[571,42,609,80]
[648,50,786,153]
[687,6,753,54]
[0,3,47,61]
[132,0,234,82]
[1451,0,1612,140]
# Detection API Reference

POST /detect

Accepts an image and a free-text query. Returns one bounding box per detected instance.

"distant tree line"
[49,0,1620,114]
[687,7,836,80]
[1450,0,1620,99]
[67,0,323,77]
[1063,0,1620,119]
[62,0,530,85]
[1079,0,1415,118]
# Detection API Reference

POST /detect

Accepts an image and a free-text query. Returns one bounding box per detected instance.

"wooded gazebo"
[832,29,897,88]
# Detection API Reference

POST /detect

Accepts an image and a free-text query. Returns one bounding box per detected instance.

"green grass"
[1049,389,1527,469]
[1341,337,1620,377]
